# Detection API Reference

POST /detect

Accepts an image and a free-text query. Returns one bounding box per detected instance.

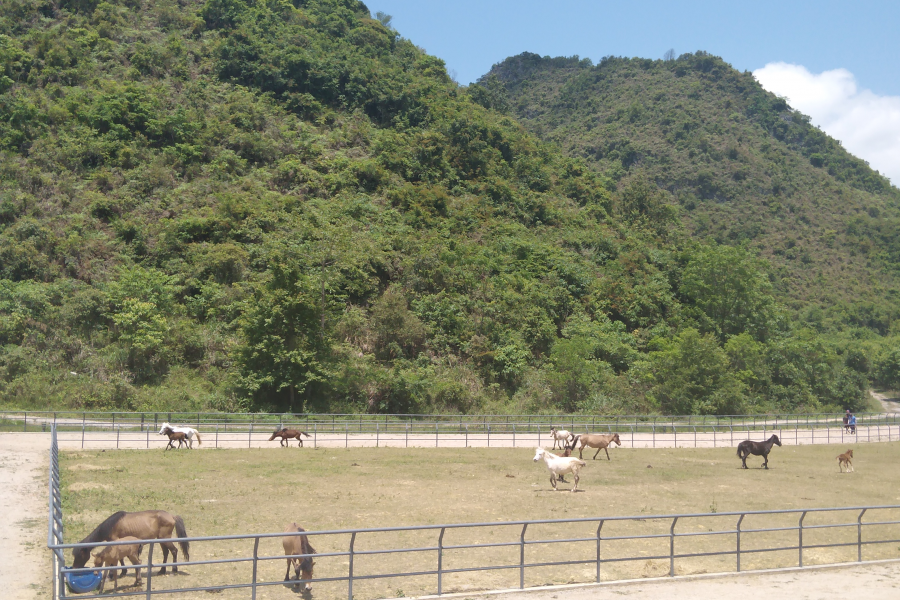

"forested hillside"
[0,0,890,414]
[481,52,900,328]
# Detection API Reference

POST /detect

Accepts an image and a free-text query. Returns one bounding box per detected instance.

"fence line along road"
[36,420,900,450]
[47,426,900,600]
[9,409,900,432]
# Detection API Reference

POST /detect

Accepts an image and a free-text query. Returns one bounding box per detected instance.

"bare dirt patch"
[0,434,52,600]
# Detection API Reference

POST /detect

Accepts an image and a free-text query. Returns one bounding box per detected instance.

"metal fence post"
[513,424,516,448]
[406,423,409,448]
[376,423,379,448]
[437,527,445,595]
[348,532,356,600]
[487,424,490,448]
[145,542,154,600]
[596,520,604,583]
[81,414,85,449]
[436,423,439,448]
[799,511,807,567]
[669,517,678,576]
[251,536,260,600]
[520,523,528,589]
[858,508,867,562]
[736,514,744,572]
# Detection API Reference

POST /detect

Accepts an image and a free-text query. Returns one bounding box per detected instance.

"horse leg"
[578,446,584,460]
[572,472,579,492]
[298,437,303,447]
[119,557,128,579]
[740,452,747,469]
[128,553,142,587]
[168,541,179,573]
[550,474,557,490]
[763,453,769,469]
[158,544,170,575]
[605,447,611,460]
[285,558,293,582]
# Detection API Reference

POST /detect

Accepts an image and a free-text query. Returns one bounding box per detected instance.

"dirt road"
[870,389,900,413]
[466,561,900,600]
[0,434,51,600]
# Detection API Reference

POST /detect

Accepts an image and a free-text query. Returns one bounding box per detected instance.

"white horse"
[549,427,575,450]
[158,422,202,448]
[533,447,586,492]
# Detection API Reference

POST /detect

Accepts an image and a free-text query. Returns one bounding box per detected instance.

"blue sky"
[369,0,899,94]
[370,0,900,184]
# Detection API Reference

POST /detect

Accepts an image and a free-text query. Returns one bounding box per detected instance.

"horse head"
[161,426,174,436]
[771,434,782,446]
[158,422,172,435]
[611,433,621,446]
[533,448,545,462]
[72,545,91,569]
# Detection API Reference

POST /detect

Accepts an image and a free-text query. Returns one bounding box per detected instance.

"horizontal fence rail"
[17,411,900,449]
[48,426,900,600]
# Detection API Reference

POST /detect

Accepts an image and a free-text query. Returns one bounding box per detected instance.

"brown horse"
[269,428,311,447]
[93,537,143,592]
[72,510,189,575]
[838,449,854,472]
[571,433,621,460]
[161,427,190,451]
[283,523,316,590]
[736,434,782,469]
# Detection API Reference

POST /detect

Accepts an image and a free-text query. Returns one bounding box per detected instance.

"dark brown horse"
[72,510,189,575]
[737,434,782,469]
[269,428,311,447]
[283,523,317,590]
[161,427,190,451]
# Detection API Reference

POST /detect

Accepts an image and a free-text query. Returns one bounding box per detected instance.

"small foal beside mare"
[93,537,143,592]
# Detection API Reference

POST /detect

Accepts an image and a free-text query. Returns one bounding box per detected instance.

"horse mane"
[82,511,127,544]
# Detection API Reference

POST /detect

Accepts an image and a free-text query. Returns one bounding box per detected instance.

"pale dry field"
[60,443,900,599]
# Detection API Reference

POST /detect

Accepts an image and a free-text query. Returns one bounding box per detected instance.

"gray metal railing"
[48,424,900,599]
[11,409,900,434]
[41,419,900,449]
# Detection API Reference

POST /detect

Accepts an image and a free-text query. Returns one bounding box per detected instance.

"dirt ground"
[467,560,900,600]
[870,390,900,413]
[0,434,52,600]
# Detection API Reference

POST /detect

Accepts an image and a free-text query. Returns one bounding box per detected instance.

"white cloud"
[753,62,900,186]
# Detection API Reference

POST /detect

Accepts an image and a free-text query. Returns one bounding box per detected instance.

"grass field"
[61,444,900,599]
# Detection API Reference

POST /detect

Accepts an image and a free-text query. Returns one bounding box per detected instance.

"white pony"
[158,422,202,448]
[533,447,586,492]
[549,427,575,450]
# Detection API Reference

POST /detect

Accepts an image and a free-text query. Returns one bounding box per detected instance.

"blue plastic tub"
[63,567,102,594]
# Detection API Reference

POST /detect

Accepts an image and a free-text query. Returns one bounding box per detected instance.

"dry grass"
[60,443,900,599]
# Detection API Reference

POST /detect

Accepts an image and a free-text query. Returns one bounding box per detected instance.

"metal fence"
[48,425,900,600]
[10,409,900,434]
[30,416,900,450]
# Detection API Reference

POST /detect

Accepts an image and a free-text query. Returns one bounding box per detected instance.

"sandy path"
[463,561,900,600]
[870,390,900,413]
[0,434,51,600]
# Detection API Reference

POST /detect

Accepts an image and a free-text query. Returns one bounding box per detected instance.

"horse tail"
[736,444,742,456]
[175,516,190,561]
[301,431,310,437]
[194,432,202,445]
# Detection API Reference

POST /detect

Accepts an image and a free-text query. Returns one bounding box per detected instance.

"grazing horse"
[533,447,586,492]
[158,423,201,448]
[283,523,317,590]
[572,433,621,460]
[72,510,189,576]
[92,537,143,592]
[161,427,190,451]
[269,428,311,447]
[736,434,782,469]
[837,449,854,472]
[549,427,575,450]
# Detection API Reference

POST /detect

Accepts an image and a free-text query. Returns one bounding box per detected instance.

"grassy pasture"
[61,444,900,599]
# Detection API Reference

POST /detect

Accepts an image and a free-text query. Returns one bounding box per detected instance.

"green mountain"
[480,52,900,330]
[0,1,888,414]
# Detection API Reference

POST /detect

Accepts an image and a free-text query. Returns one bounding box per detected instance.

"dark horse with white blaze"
[72,510,189,575]
[736,434,782,469]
